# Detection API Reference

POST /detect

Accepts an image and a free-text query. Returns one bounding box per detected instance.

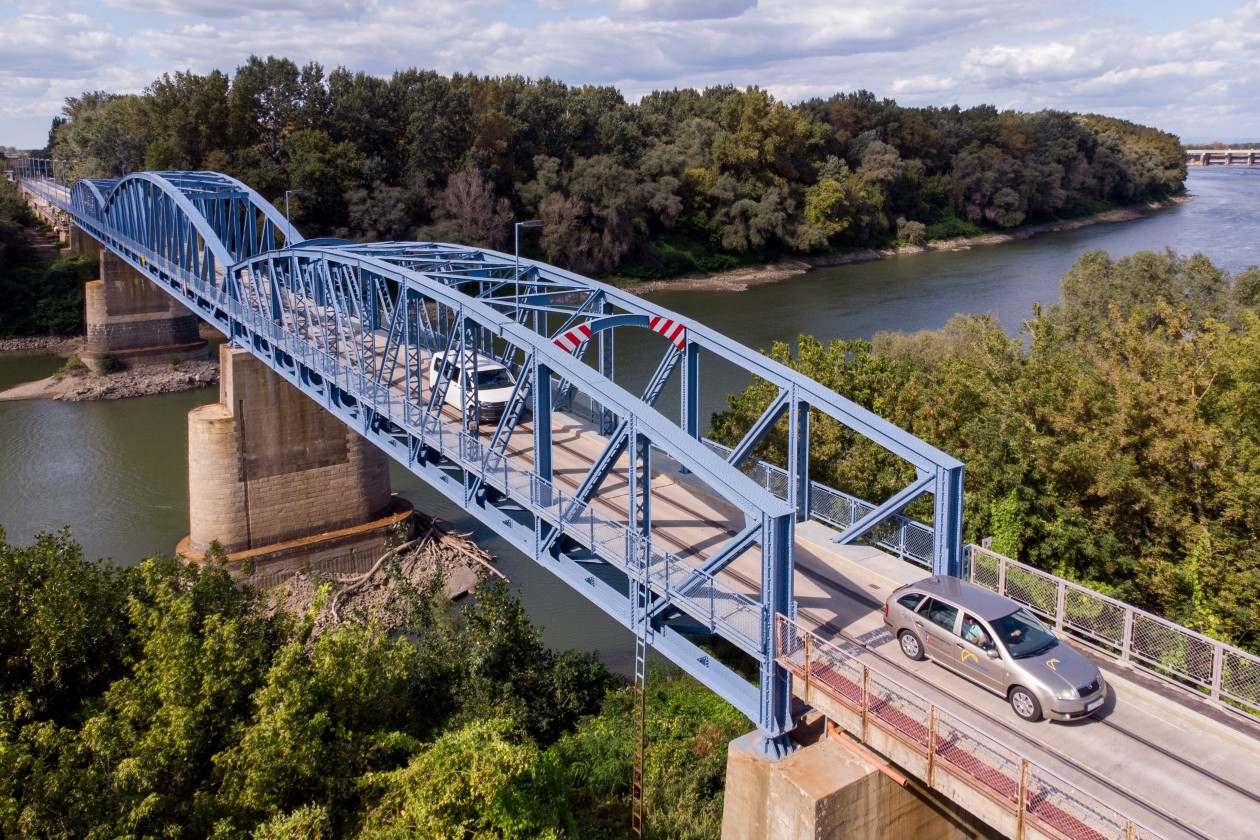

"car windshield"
[989,608,1057,658]
[476,367,514,388]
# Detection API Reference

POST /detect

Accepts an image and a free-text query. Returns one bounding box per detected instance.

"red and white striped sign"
[649,316,687,349]
[553,323,592,353]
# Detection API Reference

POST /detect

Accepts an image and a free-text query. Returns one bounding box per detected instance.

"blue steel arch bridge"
[15,160,964,758]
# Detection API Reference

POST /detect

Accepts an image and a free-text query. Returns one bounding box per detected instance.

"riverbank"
[0,338,218,402]
[0,360,218,402]
[630,198,1182,294]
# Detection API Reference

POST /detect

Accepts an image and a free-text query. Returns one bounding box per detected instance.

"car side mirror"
[986,648,1000,659]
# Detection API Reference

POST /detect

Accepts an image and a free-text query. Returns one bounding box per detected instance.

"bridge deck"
[780,522,1260,840]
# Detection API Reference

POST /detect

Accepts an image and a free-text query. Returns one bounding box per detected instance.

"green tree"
[360,718,570,839]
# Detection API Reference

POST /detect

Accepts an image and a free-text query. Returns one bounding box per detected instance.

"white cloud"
[616,0,755,21]
[0,13,124,77]
[104,0,376,21]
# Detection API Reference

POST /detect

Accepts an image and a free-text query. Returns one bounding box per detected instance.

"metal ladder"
[631,545,649,838]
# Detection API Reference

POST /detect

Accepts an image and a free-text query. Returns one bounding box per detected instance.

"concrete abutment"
[722,715,1000,840]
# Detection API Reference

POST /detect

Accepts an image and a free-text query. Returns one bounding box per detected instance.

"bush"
[924,212,982,241]
[53,355,87,379]
[96,353,123,374]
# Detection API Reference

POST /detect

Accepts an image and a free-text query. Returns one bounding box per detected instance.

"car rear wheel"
[1009,686,1042,721]
[898,630,926,661]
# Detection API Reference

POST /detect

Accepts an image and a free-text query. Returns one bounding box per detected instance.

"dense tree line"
[0,177,91,338]
[45,57,1184,278]
[712,250,1260,654]
[0,529,745,838]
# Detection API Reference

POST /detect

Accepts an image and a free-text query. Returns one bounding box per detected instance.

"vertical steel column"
[681,341,699,440]
[932,462,966,577]
[758,511,795,757]
[534,360,554,489]
[599,298,615,433]
[788,392,809,522]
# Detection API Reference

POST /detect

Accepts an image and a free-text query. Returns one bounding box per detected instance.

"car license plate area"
[1084,697,1103,712]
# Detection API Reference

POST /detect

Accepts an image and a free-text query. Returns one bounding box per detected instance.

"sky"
[1,0,1258,150]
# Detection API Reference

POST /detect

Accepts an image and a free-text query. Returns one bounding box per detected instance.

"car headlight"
[1054,688,1078,701]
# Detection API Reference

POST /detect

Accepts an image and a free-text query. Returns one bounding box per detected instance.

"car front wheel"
[1009,686,1043,721]
[898,630,926,661]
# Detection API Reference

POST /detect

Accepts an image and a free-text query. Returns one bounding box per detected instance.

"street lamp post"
[284,189,304,245]
[514,219,544,317]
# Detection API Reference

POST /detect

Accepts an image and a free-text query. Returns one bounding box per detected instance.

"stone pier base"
[721,716,999,840]
[184,345,395,559]
[177,496,417,584]
[84,248,207,371]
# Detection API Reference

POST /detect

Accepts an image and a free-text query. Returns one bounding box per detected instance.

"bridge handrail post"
[803,631,811,701]
[1211,643,1224,702]
[1054,577,1066,631]
[1016,759,1029,839]
[860,665,870,742]
[927,706,938,787]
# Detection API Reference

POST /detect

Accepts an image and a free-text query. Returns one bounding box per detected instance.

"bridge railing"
[704,441,1260,719]
[776,615,1163,840]
[967,545,1260,720]
[701,440,936,566]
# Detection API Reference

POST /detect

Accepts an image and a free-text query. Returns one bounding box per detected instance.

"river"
[2,167,1257,670]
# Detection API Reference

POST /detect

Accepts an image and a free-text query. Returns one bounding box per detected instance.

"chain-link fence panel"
[1222,648,1260,715]
[933,711,1021,807]
[1062,586,1126,653]
[1130,614,1215,688]
[1002,562,1061,620]
[866,669,932,749]
[1025,764,1129,840]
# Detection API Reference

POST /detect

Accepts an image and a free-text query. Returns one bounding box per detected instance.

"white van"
[428,351,518,424]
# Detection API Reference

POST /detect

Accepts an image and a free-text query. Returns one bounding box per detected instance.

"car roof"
[431,351,507,369]
[899,575,1021,621]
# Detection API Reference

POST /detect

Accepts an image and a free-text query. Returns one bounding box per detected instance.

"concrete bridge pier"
[179,345,413,578]
[84,247,208,371]
[66,223,95,257]
[722,716,997,840]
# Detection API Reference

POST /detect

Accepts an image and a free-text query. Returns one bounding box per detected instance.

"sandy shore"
[0,337,218,402]
[629,200,1180,294]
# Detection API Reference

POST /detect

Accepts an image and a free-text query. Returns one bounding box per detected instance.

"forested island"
[31,55,1185,281]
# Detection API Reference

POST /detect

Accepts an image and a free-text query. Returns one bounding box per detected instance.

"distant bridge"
[1185,148,1260,166]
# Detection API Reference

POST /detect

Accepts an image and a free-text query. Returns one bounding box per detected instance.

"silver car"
[883,576,1107,722]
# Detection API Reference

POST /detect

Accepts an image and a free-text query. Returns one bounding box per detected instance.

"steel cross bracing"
[18,163,964,757]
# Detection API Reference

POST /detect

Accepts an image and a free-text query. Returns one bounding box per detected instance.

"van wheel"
[1009,686,1042,721]
[898,630,926,661]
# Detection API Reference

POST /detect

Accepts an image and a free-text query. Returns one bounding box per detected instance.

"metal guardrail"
[967,545,1260,720]
[776,615,1163,840]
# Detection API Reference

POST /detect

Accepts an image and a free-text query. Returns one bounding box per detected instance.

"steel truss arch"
[17,163,966,758]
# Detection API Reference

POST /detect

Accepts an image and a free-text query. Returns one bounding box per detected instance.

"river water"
[2,167,1257,669]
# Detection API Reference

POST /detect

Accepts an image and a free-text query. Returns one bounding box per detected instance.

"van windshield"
[990,608,1057,658]
[476,367,514,388]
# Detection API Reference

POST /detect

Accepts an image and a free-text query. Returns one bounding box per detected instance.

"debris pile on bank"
[263,512,502,636]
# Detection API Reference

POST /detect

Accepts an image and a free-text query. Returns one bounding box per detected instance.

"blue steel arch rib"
[19,164,965,759]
